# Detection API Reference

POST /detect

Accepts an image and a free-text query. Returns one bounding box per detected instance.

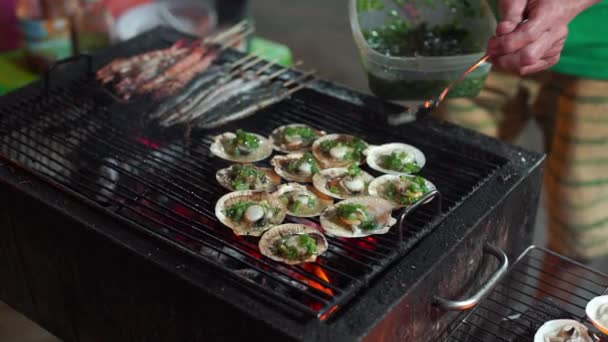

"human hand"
[487,0,600,75]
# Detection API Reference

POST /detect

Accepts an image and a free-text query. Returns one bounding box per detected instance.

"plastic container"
[350,0,496,101]
[111,0,217,42]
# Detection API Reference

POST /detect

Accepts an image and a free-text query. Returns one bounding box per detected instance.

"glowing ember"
[423,100,432,109]
[320,305,339,321]
[136,137,161,149]
[301,264,334,297]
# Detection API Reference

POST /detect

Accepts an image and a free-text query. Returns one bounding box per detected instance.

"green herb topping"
[230,165,268,191]
[320,137,368,162]
[382,151,421,173]
[225,201,257,222]
[347,163,362,177]
[275,234,318,260]
[283,126,318,143]
[287,152,321,175]
[385,176,430,205]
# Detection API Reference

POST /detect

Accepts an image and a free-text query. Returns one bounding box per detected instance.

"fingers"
[499,0,528,26]
[496,0,528,36]
[489,27,568,75]
[520,55,561,75]
[489,11,551,56]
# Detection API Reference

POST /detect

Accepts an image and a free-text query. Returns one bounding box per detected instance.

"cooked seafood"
[273,183,333,218]
[259,224,328,265]
[97,39,219,100]
[210,130,273,163]
[312,164,374,200]
[320,196,396,238]
[216,164,281,192]
[312,134,368,168]
[368,175,435,208]
[147,65,227,120]
[586,295,608,335]
[366,143,426,175]
[215,190,286,236]
[533,320,593,342]
[271,152,322,183]
[269,124,325,153]
[195,81,293,129]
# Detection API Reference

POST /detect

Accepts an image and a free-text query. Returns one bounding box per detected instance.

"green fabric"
[487,0,608,80]
[249,37,293,67]
[552,1,608,80]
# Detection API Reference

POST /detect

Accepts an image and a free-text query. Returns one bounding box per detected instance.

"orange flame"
[320,305,339,321]
[301,264,334,297]
[423,100,432,109]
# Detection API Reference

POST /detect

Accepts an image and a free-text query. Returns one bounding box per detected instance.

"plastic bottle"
[17,0,77,71]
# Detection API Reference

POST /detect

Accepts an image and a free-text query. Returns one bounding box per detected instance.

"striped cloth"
[436,71,608,260]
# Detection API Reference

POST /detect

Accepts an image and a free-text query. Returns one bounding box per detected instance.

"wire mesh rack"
[445,246,608,341]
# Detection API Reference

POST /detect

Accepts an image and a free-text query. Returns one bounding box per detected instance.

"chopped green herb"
[320,138,367,162]
[299,234,318,256]
[330,185,341,194]
[347,163,362,177]
[287,152,320,175]
[382,151,421,173]
[357,0,384,12]
[231,165,267,191]
[235,129,260,150]
[225,201,257,222]
[337,203,367,220]
[307,197,317,208]
[283,126,318,143]
[277,243,299,260]
[291,200,303,213]
[359,219,378,231]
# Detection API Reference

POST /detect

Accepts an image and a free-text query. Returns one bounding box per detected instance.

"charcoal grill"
[445,246,608,341]
[0,28,544,342]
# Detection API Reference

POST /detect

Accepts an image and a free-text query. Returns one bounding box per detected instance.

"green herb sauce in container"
[350,0,496,101]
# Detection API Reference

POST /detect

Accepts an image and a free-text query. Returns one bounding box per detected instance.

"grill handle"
[433,244,509,311]
[45,54,93,94]
[397,189,442,241]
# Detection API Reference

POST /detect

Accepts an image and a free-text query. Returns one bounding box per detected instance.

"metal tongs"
[405,54,490,120]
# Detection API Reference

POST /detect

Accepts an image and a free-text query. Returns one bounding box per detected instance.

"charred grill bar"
[0,28,544,341]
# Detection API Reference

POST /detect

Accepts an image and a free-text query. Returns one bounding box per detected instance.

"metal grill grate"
[445,247,608,341]
[0,46,505,320]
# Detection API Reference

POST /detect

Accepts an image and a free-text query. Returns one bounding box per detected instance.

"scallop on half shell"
[533,319,594,342]
[312,134,368,168]
[269,124,326,153]
[368,174,436,208]
[366,143,426,175]
[216,164,281,192]
[259,224,328,265]
[210,130,273,163]
[320,196,396,238]
[586,295,608,335]
[312,167,374,200]
[271,152,322,183]
[215,190,286,237]
[273,183,333,218]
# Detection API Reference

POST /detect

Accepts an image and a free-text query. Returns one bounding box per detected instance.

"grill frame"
[0,28,546,342]
[445,247,608,341]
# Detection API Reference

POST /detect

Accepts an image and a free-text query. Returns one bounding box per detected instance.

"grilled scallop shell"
[366,143,426,175]
[312,167,374,200]
[533,319,593,342]
[368,174,436,208]
[273,183,333,218]
[312,134,368,168]
[320,196,396,238]
[216,164,281,192]
[270,153,320,183]
[210,132,273,163]
[259,224,328,265]
[586,295,608,335]
[215,190,286,237]
[269,124,326,153]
